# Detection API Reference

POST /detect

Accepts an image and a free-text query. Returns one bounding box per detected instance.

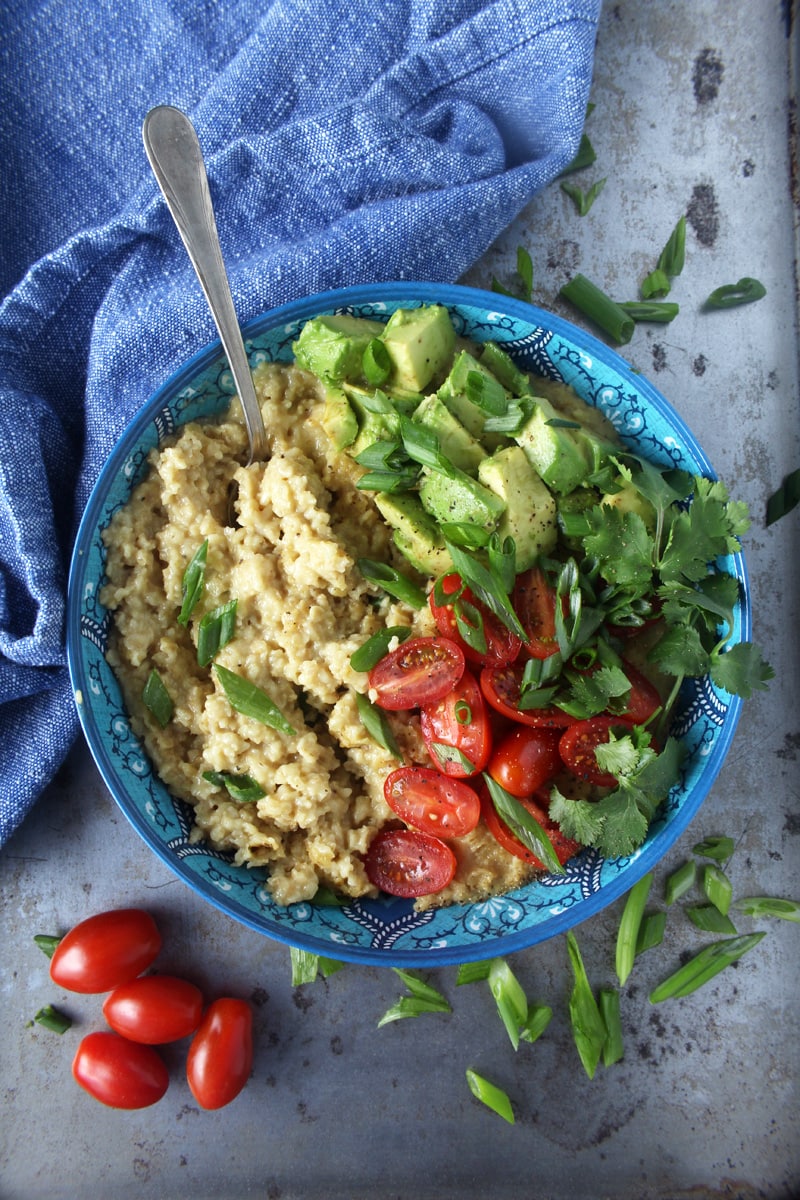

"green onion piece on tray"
[733,896,800,922]
[657,215,687,278]
[520,1003,553,1045]
[766,467,800,526]
[560,176,606,216]
[197,599,238,667]
[693,835,735,861]
[559,131,597,176]
[177,539,208,626]
[566,931,607,1080]
[599,988,624,1066]
[357,559,426,609]
[665,861,696,905]
[636,911,667,955]
[214,664,296,735]
[615,872,653,986]
[560,274,635,345]
[466,1069,515,1124]
[33,934,62,959]
[354,692,402,759]
[701,864,733,915]
[619,301,680,323]
[455,960,492,986]
[649,932,766,1003]
[362,338,392,385]
[685,904,738,935]
[487,958,529,1051]
[349,627,412,673]
[704,277,766,309]
[378,969,451,1026]
[142,668,173,727]
[34,1005,72,1035]
[641,268,671,300]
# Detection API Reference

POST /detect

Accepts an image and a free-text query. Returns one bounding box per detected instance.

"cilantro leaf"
[559,664,632,720]
[710,642,775,698]
[582,506,654,588]
[649,624,710,678]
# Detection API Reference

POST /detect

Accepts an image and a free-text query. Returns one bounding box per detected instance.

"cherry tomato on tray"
[480,784,581,870]
[420,667,492,776]
[384,766,481,839]
[364,828,457,898]
[486,725,561,798]
[558,716,636,788]
[72,1031,169,1109]
[186,998,254,1111]
[102,974,204,1044]
[429,573,521,667]
[50,908,162,994]
[368,636,465,711]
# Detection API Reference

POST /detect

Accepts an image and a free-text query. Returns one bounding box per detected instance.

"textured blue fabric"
[0,0,600,843]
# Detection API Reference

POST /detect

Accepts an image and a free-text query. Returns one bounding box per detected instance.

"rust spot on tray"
[687,182,720,247]
[692,48,724,106]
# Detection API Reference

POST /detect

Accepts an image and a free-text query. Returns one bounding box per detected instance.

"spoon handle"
[142,106,267,463]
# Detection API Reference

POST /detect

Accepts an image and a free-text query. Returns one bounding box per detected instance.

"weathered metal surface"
[2,3,798,1198]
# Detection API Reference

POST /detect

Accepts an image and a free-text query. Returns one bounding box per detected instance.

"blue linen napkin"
[0,0,600,844]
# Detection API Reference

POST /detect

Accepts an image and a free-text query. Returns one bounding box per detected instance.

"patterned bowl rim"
[67,281,747,966]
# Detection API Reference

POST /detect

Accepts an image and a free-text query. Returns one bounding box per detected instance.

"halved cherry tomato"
[102,975,204,1044]
[50,908,162,994]
[368,636,465,711]
[419,668,492,777]
[480,664,577,729]
[558,716,635,788]
[487,726,561,798]
[72,1031,169,1109]
[186,998,254,1111]
[619,660,662,724]
[383,767,481,838]
[480,784,581,869]
[513,567,562,659]
[429,573,521,667]
[364,828,457,898]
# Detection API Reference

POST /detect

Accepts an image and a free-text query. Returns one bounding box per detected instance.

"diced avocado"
[343,387,401,459]
[479,342,532,396]
[601,482,657,530]
[319,384,358,451]
[374,492,452,577]
[380,305,457,392]
[412,395,487,475]
[478,446,557,570]
[437,350,505,440]
[419,466,506,529]
[292,313,384,383]
[515,396,590,495]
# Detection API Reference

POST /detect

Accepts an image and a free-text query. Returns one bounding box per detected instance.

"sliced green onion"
[214,664,296,735]
[311,886,348,907]
[520,1003,553,1044]
[355,468,421,493]
[487,533,517,596]
[355,692,402,759]
[197,599,238,667]
[349,627,412,673]
[357,559,426,609]
[454,699,472,725]
[491,246,534,304]
[733,896,800,922]
[202,770,265,803]
[599,987,624,1066]
[465,370,508,416]
[437,522,491,550]
[353,439,403,469]
[701,863,733,915]
[560,274,635,345]
[483,774,564,874]
[455,960,492,985]
[443,540,527,641]
[362,338,392,385]
[488,958,528,1050]
[290,947,322,986]
[649,932,766,1003]
[399,416,455,476]
[766,467,800,526]
[378,969,450,1026]
[392,968,450,1006]
[657,215,687,277]
[33,934,62,959]
[665,861,696,904]
[693,835,735,862]
[483,400,533,434]
[142,668,174,727]
[177,539,208,626]
[566,931,607,1080]
[33,1005,72,1035]
[559,131,597,176]
[465,1069,515,1124]
[454,597,488,656]
[704,277,766,309]
[685,904,738,934]
[641,268,671,300]
[619,301,680,323]
[430,742,476,774]
[636,911,667,955]
[615,872,653,986]
[560,176,606,216]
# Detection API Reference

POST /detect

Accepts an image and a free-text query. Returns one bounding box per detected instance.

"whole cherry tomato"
[383,766,481,839]
[368,636,465,711]
[419,668,492,777]
[558,716,636,788]
[364,828,457,898]
[50,908,162,994]
[102,975,204,1044]
[186,998,254,1111]
[72,1031,169,1109]
[487,725,561,798]
[429,573,521,667]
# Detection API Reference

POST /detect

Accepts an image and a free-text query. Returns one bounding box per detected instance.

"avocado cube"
[380,305,456,392]
[374,492,452,577]
[478,446,557,570]
[319,385,358,451]
[515,397,590,495]
[292,313,384,383]
[419,466,506,529]
[479,342,532,397]
[412,395,486,475]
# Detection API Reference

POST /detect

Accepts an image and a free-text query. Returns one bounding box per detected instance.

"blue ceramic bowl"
[67,282,748,966]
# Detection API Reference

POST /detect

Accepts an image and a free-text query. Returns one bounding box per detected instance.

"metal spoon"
[142,106,268,489]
